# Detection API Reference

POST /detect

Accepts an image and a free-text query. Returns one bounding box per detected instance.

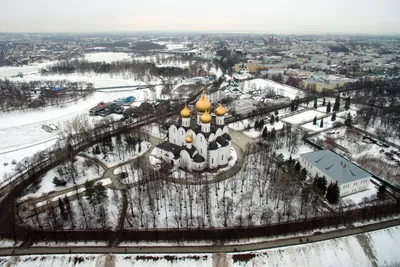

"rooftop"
[300,150,371,184]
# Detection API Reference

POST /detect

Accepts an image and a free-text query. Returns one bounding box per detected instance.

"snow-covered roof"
[300,150,371,184]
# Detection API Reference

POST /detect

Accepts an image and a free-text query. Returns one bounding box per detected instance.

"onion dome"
[215,104,226,116]
[200,110,212,124]
[180,104,191,118]
[195,89,211,113]
[185,135,193,143]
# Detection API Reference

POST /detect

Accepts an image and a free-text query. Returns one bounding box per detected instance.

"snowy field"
[276,144,316,160]
[0,138,58,183]
[0,87,152,181]
[84,52,132,63]
[1,226,399,266]
[0,61,52,77]
[300,117,344,133]
[90,141,150,168]
[282,110,326,125]
[242,79,305,100]
[9,72,160,88]
[243,121,284,139]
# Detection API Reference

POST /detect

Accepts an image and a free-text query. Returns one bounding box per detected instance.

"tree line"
[0,79,93,112]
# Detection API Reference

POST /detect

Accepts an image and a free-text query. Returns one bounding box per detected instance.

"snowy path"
[0,219,398,256]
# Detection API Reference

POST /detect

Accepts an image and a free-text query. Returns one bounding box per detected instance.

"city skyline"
[0,0,399,35]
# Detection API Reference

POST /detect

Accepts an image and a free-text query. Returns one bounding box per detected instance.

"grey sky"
[0,0,399,34]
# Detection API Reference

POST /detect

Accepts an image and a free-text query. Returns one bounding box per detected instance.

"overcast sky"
[0,0,399,34]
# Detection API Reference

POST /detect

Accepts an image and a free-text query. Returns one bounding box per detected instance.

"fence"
[5,198,399,244]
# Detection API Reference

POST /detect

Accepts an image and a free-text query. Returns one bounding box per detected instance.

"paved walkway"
[0,219,398,256]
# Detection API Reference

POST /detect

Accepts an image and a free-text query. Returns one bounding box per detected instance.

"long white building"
[300,150,371,196]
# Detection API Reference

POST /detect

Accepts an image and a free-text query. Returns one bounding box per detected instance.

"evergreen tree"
[259,119,264,130]
[58,197,66,219]
[291,101,295,112]
[331,112,336,121]
[313,99,318,109]
[345,97,351,110]
[377,184,387,201]
[326,182,340,204]
[85,180,95,204]
[322,97,326,106]
[94,182,108,204]
[276,116,279,122]
[313,175,328,195]
[262,127,268,139]
[294,162,301,173]
[269,127,276,140]
[320,118,324,128]
[294,100,299,110]
[326,101,331,113]
[333,96,340,112]
[270,115,275,125]
[254,120,259,130]
[344,113,353,127]
[275,110,279,116]
[300,168,307,181]
[313,116,317,125]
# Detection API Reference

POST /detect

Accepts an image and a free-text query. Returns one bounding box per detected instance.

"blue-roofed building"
[300,150,371,197]
[113,96,136,106]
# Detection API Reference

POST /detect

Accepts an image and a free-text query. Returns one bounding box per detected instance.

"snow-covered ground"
[0,138,59,184]
[342,181,378,205]
[19,156,103,201]
[0,61,52,77]
[84,52,132,63]
[1,226,399,266]
[10,72,160,88]
[0,87,153,180]
[228,119,251,131]
[90,141,150,168]
[242,79,305,100]
[276,144,316,160]
[239,225,400,267]
[23,186,122,230]
[282,110,326,125]
[301,117,344,132]
[242,122,284,139]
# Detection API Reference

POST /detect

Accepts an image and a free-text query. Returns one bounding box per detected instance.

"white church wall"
[209,149,219,169]
[195,133,208,159]
[169,124,178,145]
[178,127,186,146]
[218,146,229,166]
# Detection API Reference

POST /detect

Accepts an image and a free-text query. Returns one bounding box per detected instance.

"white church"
[155,90,232,171]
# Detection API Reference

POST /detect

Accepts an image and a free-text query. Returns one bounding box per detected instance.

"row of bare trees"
[0,79,92,112]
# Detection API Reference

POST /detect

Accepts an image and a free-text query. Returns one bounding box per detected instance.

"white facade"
[157,98,231,172]
[340,178,370,197]
[299,150,372,197]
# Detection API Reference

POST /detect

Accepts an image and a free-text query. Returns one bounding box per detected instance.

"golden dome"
[215,104,226,116]
[195,89,211,113]
[200,110,212,124]
[185,135,193,143]
[180,104,191,118]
